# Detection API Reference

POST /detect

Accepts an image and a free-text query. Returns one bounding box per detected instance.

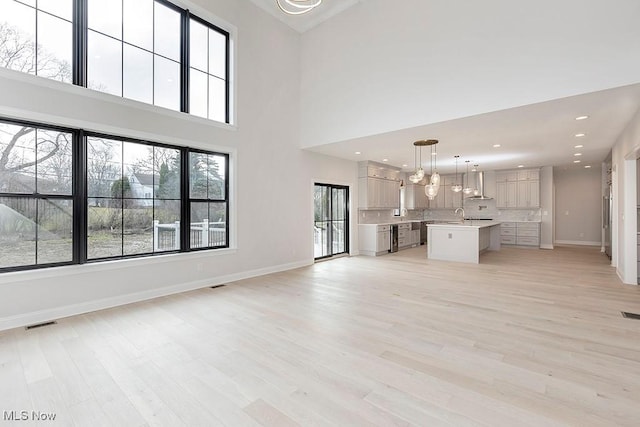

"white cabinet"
[398,223,411,248]
[359,224,390,256]
[500,222,539,247]
[428,174,463,209]
[496,168,540,209]
[496,181,517,208]
[516,223,540,246]
[358,161,401,210]
[376,227,391,253]
[359,177,400,209]
[517,180,540,208]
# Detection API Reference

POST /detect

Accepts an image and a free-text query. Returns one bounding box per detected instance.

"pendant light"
[451,155,462,192]
[409,142,425,184]
[463,160,474,195]
[472,164,480,196]
[415,139,439,200]
[430,141,440,189]
[275,0,322,15]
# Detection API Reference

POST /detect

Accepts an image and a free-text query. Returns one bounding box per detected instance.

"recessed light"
[382,159,388,162]
[574,153,582,156]
[574,160,581,163]
[493,144,501,148]
[355,151,361,155]
[574,145,583,149]
[575,133,585,137]
[431,152,437,156]
[517,165,524,168]
[585,165,592,169]
[575,116,589,120]
[402,164,408,167]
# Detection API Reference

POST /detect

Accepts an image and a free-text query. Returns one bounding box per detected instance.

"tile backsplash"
[358,198,542,224]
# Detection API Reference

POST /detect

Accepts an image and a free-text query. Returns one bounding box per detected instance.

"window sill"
[0,247,238,286]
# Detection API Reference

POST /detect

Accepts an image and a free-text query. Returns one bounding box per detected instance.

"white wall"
[553,167,603,245]
[0,0,358,330]
[540,166,554,249]
[299,0,640,147]
[611,107,640,284]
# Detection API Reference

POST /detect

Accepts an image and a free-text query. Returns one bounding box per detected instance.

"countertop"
[426,220,502,229]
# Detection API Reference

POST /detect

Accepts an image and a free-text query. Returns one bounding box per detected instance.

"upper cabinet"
[428,174,463,209]
[496,168,540,208]
[358,161,401,209]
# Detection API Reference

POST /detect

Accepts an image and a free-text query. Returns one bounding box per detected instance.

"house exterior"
[0,0,638,330]
[128,173,159,207]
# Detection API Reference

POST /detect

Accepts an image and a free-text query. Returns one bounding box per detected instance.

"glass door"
[314,184,349,260]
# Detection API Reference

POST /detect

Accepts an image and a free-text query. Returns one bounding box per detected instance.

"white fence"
[153,219,226,251]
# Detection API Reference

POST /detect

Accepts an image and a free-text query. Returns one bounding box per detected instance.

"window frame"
[186,148,230,251]
[2,0,231,124]
[0,116,231,273]
[0,117,79,272]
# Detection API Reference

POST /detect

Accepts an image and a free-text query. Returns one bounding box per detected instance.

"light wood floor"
[2,245,640,426]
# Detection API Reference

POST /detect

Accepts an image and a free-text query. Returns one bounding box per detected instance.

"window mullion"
[180,147,190,251]
[73,129,87,263]
[73,0,88,86]
[181,10,190,113]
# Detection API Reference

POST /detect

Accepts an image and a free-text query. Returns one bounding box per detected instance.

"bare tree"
[0,22,71,82]
[0,21,74,192]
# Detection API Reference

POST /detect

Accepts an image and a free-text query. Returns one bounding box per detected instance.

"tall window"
[1,0,73,82]
[86,135,181,259]
[189,17,228,122]
[189,151,228,249]
[87,0,182,110]
[0,120,74,268]
[0,0,230,123]
[0,116,230,272]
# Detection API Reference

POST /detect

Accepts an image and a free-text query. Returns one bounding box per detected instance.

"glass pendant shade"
[451,155,462,192]
[430,172,440,187]
[416,167,425,180]
[462,160,473,194]
[409,173,421,184]
[425,183,438,200]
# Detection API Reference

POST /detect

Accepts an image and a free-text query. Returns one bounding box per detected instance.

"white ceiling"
[251,0,640,174]
[306,83,640,174]
[249,0,365,33]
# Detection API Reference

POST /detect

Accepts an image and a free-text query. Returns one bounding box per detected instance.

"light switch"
[448,233,452,239]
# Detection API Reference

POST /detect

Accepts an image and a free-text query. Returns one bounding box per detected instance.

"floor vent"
[621,311,640,320]
[25,320,57,330]
[210,284,227,289]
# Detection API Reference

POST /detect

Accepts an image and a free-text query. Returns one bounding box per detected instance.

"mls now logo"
[3,410,57,421]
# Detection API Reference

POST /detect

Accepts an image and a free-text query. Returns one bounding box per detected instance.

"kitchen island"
[427,221,501,263]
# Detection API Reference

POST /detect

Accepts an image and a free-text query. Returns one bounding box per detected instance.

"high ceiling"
[249,0,365,33]
[251,0,640,174]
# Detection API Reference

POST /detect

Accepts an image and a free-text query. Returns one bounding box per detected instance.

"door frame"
[313,182,350,261]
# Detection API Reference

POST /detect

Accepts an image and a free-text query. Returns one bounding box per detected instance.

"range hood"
[467,171,493,200]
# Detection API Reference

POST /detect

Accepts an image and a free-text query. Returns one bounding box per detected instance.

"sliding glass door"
[314,184,349,260]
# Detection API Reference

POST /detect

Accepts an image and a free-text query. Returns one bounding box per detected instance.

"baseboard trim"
[540,244,554,250]
[0,259,311,332]
[554,240,601,247]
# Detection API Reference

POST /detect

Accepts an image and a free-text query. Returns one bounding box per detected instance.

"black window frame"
[186,148,230,251]
[2,0,231,124]
[0,116,231,273]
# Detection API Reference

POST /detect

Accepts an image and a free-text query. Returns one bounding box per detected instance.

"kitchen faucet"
[454,207,465,221]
